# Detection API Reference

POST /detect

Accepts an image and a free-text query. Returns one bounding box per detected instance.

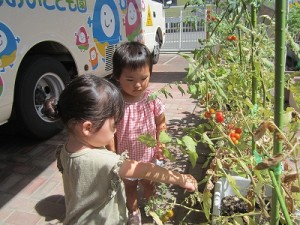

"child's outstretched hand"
[155,150,165,160]
[181,174,198,192]
[155,144,165,160]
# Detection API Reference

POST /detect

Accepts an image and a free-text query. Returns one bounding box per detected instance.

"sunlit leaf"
[148,92,158,101]
[203,190,212,220]
[138,133,156,147]
[233,217,244,225]
[202,133,214,146]
[188,84,197,95]
[159,131,172,143]
[182,135,197,152]
[148,211,163,225]
[189,151,198,168]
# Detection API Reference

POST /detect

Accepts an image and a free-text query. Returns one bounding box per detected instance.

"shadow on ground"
[35,195,65,223]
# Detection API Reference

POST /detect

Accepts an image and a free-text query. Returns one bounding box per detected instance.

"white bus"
[0,0,170,139]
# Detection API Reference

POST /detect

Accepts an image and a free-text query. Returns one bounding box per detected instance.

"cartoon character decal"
[119,0,127,13]
[75,26,89,51]
[0,22,20,73]
[124,0,141,41]
[88,0,121,61]
[89,46,99,70]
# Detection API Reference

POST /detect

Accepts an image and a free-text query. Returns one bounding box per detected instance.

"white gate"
[162,6,207,52]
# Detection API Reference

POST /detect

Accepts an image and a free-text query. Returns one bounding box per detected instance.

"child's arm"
[119,160,197,192]
[155,113,167,160]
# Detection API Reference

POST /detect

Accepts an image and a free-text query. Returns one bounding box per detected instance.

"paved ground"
[0,53,206,225]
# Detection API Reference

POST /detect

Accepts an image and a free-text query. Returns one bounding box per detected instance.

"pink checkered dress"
[116,89,165,162]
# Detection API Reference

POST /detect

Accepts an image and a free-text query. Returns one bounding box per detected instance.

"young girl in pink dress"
[112,41,167,224]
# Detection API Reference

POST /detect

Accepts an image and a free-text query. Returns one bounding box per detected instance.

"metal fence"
[162,6,207,52]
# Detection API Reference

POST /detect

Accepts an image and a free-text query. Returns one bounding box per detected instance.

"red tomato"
[229,130,236,138]
[235,128,242,134]
[227,36,232,41]
[216,111,223,117]
[216,115,224,123]
[231,35,237,41]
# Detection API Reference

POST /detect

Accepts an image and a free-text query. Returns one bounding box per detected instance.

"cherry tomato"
[230,131,236,138]
[235,128,242,134]
[231,35,237,41]
[215,111,223,117]
[234,133,241,140]
[227,36,232,41]
[209,108,215,114]
[216,115,224,123]
[204,111,211,119]
[166,209,174,218]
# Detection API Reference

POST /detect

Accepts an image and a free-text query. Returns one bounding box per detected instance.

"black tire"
[14,56,70,139]
[152,32,161,64]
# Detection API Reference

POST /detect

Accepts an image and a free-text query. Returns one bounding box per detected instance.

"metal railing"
[162,6,207,52]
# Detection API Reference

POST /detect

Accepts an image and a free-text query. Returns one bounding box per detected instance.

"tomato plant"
[142,1,300,224]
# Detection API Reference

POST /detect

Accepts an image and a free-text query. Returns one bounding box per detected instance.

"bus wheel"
[14,56,70,139]
[152,33,161,64]
[152,43,160,64]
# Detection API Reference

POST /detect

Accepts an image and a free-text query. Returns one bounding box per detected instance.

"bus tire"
[152,44,160,64]
[14,56,70,139]
[152,32,161,64]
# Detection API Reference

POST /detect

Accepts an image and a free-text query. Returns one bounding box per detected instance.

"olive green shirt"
[57,145,128,225]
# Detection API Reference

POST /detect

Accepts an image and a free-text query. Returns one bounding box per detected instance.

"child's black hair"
[112,41,153,80]
[43,75,124,132]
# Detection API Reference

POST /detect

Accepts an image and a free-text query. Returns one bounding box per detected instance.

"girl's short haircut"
[112,41,153,80]
[44,75,124,132]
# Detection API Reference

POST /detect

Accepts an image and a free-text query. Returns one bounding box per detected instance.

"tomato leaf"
[177,85,186,95]
[138,133,156,147]
[148,211,163,225]
[188,84,197,95]
[189,151,198,168]
[203,190,212,220]
[182,135,197,152]
[148,92,158,101]
[159,131,172,144]
[233,216,244,225]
